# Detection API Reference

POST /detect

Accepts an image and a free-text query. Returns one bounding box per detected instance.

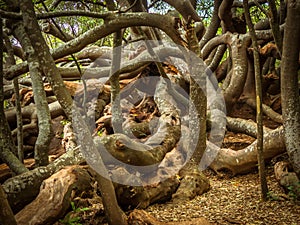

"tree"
[280,0,300,177]
[0,0,300,223]
[18,0,127,224]
[243,0,268,201]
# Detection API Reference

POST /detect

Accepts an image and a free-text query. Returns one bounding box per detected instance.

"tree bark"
[0,14,28,175]
[109,30,123,133]
[209,127,285,175]
[244,0,268,201]
[0,185,17,225]
[162,0,202,22]
[223,34,250,112]
[13,21,52,167]
[17,1,128,224]
[199,0,222,49]
[2,147,85,212]
[3,32,24,163]
[280,0,300,177]
[218,0,235,32]
[267,0,283,55]
[15,166,92,225]
[172,23,210,201]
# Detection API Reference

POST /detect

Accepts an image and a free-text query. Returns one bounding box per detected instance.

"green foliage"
[60,119,70,126]
[60,216,81,225]
[97,128,105,137]
[267,191,280,201]
[196,0,214,20]
[249,2,269,23]
[70,201,89,212]
[59,202,89,225]
[3,100,9,109]
[287,182,300,200]
[0,0,6,10]
[35,0,113,47]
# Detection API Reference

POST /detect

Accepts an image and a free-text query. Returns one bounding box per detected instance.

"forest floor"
[145,167,300,225]
[144,103,300,225]
[4,102,299,224]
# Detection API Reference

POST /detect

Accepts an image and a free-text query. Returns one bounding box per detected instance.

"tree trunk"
[11,20,52,167]
[3,32,25,163]
[172,22,210,201]
[243,0,268,201]
[109,30,123,133]
[280,0,300,177]
[17,1,128,224]
[0,14,28,175]
[267,0,283,55]
[1,18,19,213]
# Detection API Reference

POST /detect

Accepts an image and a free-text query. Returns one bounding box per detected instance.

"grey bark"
[109,30,123,133]
[0,12,28,174]
[267,0,283,55]
[209,127,285,175]
[280,0,300,177]
[0,16,28,174]
[162,0,202,22]
[223,34,250,112]
[18,1,128,224]
[4,13,184,81]
[199,0,222,50]
[3,32,24,163]
[11,21,52,167]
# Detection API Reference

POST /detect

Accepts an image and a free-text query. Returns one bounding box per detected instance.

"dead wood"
[274,161,300,199]
[5,101,64,129]
[15,166,92,225]
[2,147,85,213]
[89,166,180,209]
[0,184,17,225]
[208,127,286,175]
[172,168,210,202]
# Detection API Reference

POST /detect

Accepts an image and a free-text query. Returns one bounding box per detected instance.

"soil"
[4,101,299,224]
[98,103,299,225]
[145,167,300,225]
[143,103,299,225]
[66,165,300,225]
[60,124,299,225]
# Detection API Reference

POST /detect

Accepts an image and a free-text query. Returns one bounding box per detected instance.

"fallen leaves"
[146,167,300,225]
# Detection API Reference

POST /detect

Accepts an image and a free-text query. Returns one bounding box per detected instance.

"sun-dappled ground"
[145,167,300,225]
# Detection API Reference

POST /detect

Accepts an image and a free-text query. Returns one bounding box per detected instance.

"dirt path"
[146,167,300,225]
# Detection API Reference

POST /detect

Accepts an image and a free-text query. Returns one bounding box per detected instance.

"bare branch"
[37,10,113,19]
